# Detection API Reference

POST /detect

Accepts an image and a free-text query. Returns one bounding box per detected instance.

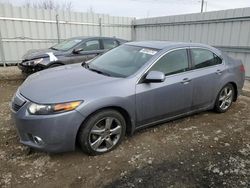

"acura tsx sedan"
[11,41,245,155]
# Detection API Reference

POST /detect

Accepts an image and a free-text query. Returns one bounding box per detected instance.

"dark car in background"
[18,36,127,73]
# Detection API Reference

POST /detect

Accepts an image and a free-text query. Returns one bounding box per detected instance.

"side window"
[214,54,223,65]
[150,49,189,76]
[80,40,100,51]
[191,49,222,69]
[103,39,119,50]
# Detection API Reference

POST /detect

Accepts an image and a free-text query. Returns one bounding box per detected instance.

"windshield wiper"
[84,64,110,76]
[50,47,58,51]
[83,63,111,76]
[89,68,111,76]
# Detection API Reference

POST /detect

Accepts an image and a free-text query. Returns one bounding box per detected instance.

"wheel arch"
[75,106,135,147]
[217,81,238,102]
[48,62,65,67]
[228,81,238,101]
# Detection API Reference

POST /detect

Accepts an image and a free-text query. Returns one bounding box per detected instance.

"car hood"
[19,64,121,104]
[22,48,66,61]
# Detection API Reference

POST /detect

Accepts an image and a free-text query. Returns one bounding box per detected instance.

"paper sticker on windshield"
[139,48,157,55]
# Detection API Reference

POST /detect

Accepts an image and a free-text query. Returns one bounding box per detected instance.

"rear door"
[101,38,119,52]
[189,48,224,110]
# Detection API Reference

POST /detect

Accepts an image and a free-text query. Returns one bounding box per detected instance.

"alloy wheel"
[89,117,122,152]
[218,86,233,111]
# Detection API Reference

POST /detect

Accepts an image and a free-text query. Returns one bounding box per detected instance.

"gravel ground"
[0,80,249,188]
[0,67,26,81]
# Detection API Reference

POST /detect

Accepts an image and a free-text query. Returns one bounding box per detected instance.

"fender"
[212,70,239,106]
[76,96,136,134]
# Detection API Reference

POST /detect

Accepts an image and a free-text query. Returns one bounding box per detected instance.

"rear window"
[191,48,222,69]
[103,39,119,50]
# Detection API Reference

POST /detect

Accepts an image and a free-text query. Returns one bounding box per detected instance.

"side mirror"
[73,48,83,54]
[145,71,165,83]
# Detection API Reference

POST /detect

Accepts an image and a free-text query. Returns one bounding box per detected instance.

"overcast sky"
[1,0,250,18]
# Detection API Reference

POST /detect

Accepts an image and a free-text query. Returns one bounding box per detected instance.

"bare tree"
[87,6,95,14]
[24,0,73,11]
[61,1,73,11]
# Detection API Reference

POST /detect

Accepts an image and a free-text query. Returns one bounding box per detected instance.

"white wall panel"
[135,7,250,77]
[0,3,250,77]
[0,3,133,65]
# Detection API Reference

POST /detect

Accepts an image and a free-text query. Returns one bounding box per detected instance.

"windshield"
[87,45,158,77]
[51,39,82,51]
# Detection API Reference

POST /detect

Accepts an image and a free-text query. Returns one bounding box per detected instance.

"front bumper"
[18,63,45,73]
[11,93,85,153]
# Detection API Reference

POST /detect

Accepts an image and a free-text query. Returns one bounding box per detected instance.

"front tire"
[49,63,63,68]
[78,109,126,155]
[214,83,235,113]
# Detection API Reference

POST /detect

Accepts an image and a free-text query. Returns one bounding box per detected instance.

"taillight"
[240,64,245,73]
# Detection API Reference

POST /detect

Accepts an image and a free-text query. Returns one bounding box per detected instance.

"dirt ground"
[0,80,249,188]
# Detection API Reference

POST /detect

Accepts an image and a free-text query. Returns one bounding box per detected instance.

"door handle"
[181,78,191,84]
[216,69,223,75]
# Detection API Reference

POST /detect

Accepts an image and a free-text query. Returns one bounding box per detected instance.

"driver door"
[71,39,103,64]
[135,48,194,126]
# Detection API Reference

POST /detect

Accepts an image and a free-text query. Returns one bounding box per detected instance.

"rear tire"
[214,83,235,113]
[78,109,126,155]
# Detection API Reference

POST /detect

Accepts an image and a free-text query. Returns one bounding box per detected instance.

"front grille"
[11,92,26,112]
[12,103,22,112]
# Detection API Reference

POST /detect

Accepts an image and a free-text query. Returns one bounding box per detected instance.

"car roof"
[126,41,219,51]
[69,36,126,41]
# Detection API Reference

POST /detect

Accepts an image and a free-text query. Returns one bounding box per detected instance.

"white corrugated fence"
[0,3,134,65]
[135,7,250,78]
[0,3,250,77]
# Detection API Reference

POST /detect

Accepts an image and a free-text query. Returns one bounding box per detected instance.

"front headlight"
[28,101,82,115]
[33,58,44,65]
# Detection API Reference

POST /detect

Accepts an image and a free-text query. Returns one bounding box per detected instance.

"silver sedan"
[11,41,245,155]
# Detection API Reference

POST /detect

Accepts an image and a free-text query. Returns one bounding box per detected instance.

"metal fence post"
[0,29,6,67]
[131,18,136,41]
[99,17,102,36]
[56,14,61,43]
